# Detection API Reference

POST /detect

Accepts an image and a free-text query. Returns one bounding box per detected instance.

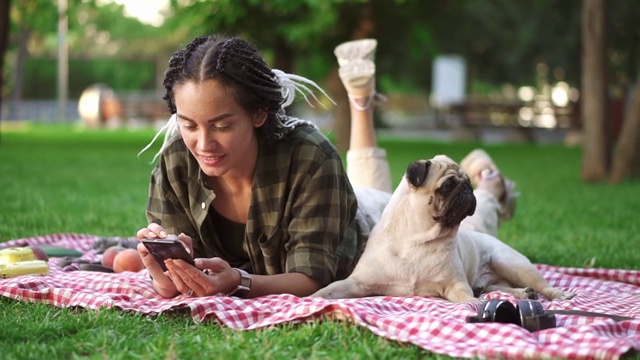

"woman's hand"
[136,223,195,258]
[136,223,196,297]
[135,225,323,298]
[165,257,240,297]
[168,259,325,298]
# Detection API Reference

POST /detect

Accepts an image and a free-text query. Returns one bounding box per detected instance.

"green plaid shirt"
[145,122,359,285]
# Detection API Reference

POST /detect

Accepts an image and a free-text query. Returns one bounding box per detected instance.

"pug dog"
[313,155,574,303]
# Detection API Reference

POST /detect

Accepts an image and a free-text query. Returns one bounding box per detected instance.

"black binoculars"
[467,299,557,332]
[467,298,633,332]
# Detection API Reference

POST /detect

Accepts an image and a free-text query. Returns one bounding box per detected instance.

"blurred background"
[0,0,638,179]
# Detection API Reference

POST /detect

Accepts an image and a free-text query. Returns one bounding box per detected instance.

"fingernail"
[148,231,156,237]
[171,259,185,267]
[159,231,167,237]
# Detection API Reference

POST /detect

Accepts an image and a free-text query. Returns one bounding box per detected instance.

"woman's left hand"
[164,257,240,297]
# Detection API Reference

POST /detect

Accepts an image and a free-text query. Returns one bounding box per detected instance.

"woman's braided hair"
[162,35,286,140]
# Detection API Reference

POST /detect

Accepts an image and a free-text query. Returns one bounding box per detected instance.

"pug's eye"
[438,178,456,194]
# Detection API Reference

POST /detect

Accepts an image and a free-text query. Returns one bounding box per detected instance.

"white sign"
[432,55,466,107]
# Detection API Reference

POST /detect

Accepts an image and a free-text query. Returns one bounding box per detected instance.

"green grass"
[0,123,638,359]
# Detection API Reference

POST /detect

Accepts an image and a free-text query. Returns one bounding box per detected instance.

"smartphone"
[142,238,194,272]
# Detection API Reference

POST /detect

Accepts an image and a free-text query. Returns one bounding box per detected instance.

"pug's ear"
[406,160,431,188]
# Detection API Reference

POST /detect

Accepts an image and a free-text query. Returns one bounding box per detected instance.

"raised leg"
[335,39,393,194]
[460,149,520,236]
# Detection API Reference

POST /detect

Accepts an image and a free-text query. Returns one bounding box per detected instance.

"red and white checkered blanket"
[1,233,639,359]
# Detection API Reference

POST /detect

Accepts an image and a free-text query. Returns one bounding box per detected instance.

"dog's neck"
[376,188,461,244]
[377,218,460,263]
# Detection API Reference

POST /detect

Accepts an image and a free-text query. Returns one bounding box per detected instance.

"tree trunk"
[325,68,350,151]
[9,21,31,120]
[0,0,10,125]
[610,79,640,182]
[273,37,294,74]
[631,136,640,179]
[580,0,610,182]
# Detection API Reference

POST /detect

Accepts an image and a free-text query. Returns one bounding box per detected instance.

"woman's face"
[173,79,266,179]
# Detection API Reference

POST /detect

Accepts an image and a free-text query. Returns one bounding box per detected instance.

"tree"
[0,0,11,128]
[581,0,610,181]
[4,0,184,111]
[610,79,640,182]
[6,0,58,119]
[608,0,640,182]
[581,0,639,182]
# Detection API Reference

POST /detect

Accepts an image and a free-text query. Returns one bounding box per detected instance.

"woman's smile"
[199,154,226,167]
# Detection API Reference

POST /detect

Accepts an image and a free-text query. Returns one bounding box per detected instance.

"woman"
[136,35,517,299]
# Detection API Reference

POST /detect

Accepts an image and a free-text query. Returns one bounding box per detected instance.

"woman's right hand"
[135,223,193,297]
[136,222,170,241]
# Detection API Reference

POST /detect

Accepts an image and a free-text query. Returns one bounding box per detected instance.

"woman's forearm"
[245,272,323,298]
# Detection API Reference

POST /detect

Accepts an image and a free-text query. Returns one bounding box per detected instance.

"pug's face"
[405,155,476,228]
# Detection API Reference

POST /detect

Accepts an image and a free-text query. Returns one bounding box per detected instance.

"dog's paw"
[518,287,538,300]
[545,288,576,301]
[559,291,576,300]
[468,297,483,305]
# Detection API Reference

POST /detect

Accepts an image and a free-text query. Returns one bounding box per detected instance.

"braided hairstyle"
[162,35,286,140]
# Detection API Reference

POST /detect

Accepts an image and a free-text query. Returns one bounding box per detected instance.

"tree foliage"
[4,0,639,96]
[3,0,175,104]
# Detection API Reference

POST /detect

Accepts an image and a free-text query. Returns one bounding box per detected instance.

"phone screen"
[142,238,194,272]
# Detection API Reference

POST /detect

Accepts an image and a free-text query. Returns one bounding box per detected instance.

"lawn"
[0,123,638,359]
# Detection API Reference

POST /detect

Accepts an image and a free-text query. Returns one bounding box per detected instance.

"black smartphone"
[142,238,194,272]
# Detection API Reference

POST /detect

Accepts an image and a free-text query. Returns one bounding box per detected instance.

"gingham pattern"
[1,234,639,359]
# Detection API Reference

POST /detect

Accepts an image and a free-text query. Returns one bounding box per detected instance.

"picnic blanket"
[1,233,639,359]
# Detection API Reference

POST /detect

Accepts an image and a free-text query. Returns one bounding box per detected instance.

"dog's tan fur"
[313,155,574,303]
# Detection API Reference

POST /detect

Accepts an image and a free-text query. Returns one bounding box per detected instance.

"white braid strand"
[273,69,335,109]
[137,114,179,163]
